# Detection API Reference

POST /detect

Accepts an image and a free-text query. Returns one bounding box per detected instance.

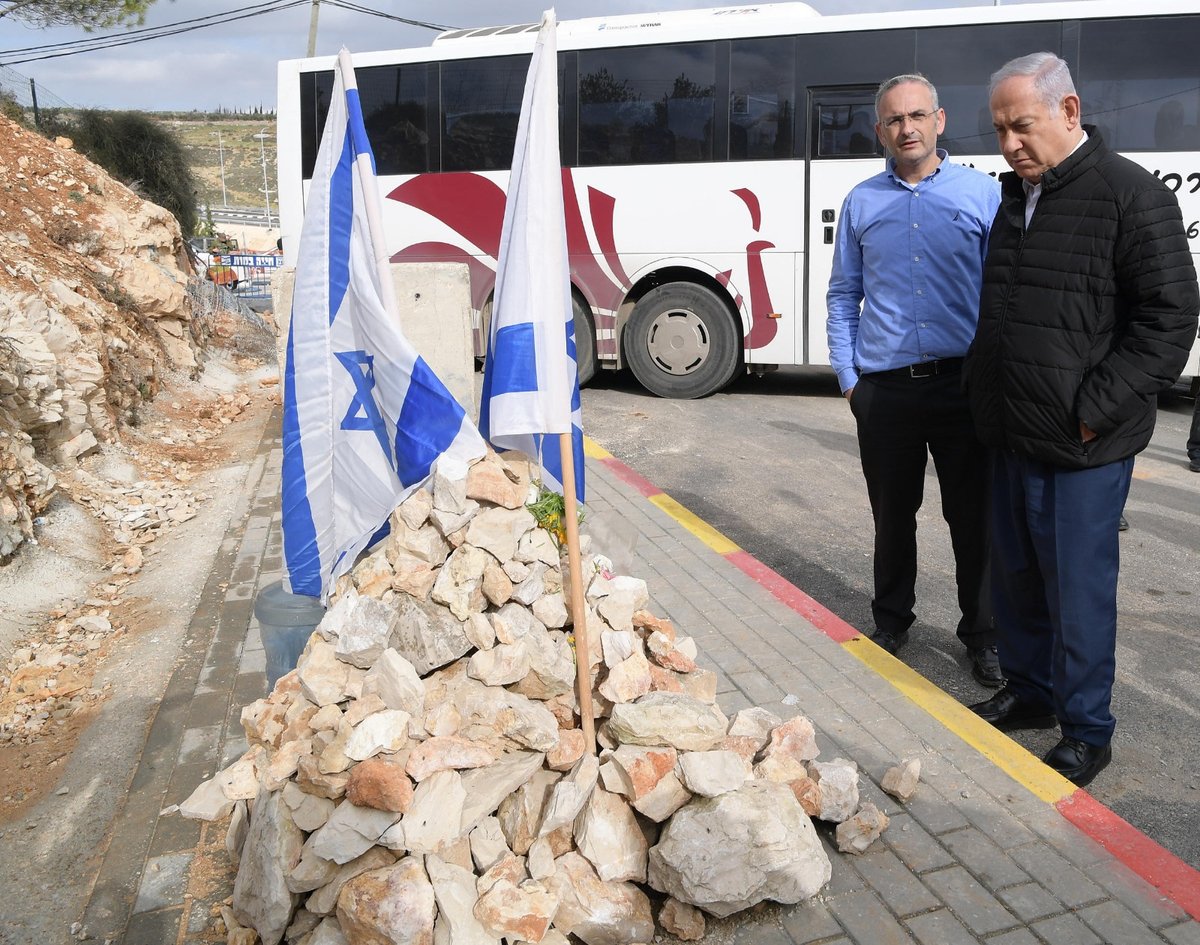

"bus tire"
[624,282,741,399]
[573,295,597,387]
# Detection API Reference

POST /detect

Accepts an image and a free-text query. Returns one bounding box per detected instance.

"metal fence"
[201,251,284,300]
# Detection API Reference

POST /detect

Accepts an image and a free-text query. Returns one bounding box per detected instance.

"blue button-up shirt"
[826,151,1001,393]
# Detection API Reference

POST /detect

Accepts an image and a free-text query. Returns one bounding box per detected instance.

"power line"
[320,1,453,32]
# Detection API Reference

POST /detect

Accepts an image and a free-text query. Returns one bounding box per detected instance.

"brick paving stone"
[954,791,1038,851]
[922,866,1020,936]
[177,724,222,766]
[1008,844,1106,909]
[185,689,232,729]
[146,811,203,858]
[902,784,973,836]
[1163,920,1200,945]
[849,848,942,917]
[733,916,794,945]
[828,889,920,945]
[124,906,184,945]
[825,838,868,895]
[1031,912,1104,945]
[132,852,192,914]
[730,670,786,706]
[905,908,983,945]
[997,882,1067,923]
[1088,860,1190,928]
[780,900,847,944]
[1077,899,1180,945]
[939,827,1030,889]
[883,813,956,874]
[987,930,1043,945]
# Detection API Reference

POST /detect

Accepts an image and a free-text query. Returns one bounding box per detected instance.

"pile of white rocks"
[183,449,909,945]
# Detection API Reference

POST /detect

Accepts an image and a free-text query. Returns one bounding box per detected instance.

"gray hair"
[875,74,939,121]
[989,52,1077,111]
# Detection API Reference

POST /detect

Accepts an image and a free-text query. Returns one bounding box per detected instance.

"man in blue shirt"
[827,74,1002,685]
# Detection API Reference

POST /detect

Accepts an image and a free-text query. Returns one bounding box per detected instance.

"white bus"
[277,0,1200,399]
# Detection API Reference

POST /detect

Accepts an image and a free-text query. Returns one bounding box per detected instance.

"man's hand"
[1080,420,1098,442]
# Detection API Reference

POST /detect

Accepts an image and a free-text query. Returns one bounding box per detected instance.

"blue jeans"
[990,451,1133,746]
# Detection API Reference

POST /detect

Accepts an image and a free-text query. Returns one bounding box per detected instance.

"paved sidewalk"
[80,416,1200,945]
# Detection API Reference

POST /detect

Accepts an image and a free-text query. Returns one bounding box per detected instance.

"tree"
[42,109,198,236]
[0,0,157,29]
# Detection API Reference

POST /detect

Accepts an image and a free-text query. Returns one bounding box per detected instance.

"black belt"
[866,358,963,380]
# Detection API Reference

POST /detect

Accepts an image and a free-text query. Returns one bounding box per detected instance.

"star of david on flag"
[281,48,485,601]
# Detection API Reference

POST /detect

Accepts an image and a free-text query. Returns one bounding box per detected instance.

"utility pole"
[254,129,274,227]
[211,130,228,207]
[29,78,39,129]
[307,0,321,57]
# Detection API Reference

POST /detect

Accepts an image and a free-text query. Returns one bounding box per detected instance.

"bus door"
[804,87,886,366]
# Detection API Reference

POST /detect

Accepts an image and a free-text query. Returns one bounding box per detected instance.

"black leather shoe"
[969,645,1004,688]
[969,687,1057,731]
[1189,456,1200,472]
[870,628,909,655]
[1043,736,1112,787]
[1118,514,1129,532]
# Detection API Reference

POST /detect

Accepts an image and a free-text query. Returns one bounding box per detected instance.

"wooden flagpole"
[559,432,596,754]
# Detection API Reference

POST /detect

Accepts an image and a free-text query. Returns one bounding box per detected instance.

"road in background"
[581,365,1200,868]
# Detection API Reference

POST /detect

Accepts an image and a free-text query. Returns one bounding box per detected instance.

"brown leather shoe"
[969,687,1057,731]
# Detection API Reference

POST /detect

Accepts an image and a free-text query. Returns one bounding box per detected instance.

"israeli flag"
[479,9,585,504]
[282,49,485,601]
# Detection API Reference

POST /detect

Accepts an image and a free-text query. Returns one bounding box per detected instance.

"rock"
[472,877,558,944]
[527,836,556,880]
[466,507,536,564]
[531,591,568,629]
[179,776,234,821]
[645,631,696,673]
[466,454,524,509]
[282,781,336,832]
[232,788,304,945]
[467,640,530,686]
[469,817,513,873]
[660,898,705,941]
[297,639,352,708]
[498,768,561,854]
[362,649,425,717]
[319,594,394,669]
[788,775,822,818]
[678,668,718,704]
[396,487,433,531]
[517,528,559,567]
[405,736,496,781]
[345,758,414,813]
[538,753,599,837]
[575,787,648,882]
[336,857,435,945]
[727,707,782,752]
[307,800,402,865]
[607,693,727,751]
[460,751,546,836]
[481,558,514,607]
[807,758,860,823]
[387,517,449,567]
[630,771,691,823]
[590,576,649,632]
[677,750,749,797]
[352,549,394,600]
[600,630,640,669]
[881,758,921,801]
[344,709,410,762]
[306,847,397,914]
[389,596,473,675]
[631,610,675,640]
[403,769,467,854]
[546,852,655,945]
[491,602,545,645]
[761,715,820,764]
[287,844,340,895]
[391,553,438,600]
[306,918,349,945]
[598,745,677,800]
[753,753,809,784]
[835,802,890,855]
[426,855,500,945]
[433,465,471,514]
[463,612,495,651]
[647,781,831,917]
[431,544,491,620]
[598,648,652,705]
[510,563,549,607]
[297,754,350,801]
[546,729,586,772]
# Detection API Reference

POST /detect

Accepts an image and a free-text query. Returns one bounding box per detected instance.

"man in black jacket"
[964,53,1199,787]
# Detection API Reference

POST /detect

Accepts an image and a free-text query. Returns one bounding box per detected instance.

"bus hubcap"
[646,309,710,375]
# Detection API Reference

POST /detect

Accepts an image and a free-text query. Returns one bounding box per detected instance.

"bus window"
[441,55,529,171]
[579,42,717,166]
[357,63,433,175]
[1079,16,1200,152]
[730,37,796,161]
[916,21,1062,157]
[815,101,882,158]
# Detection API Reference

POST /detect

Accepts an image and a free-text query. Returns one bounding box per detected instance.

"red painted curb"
[598,456,661,498]
[1057,789,1200,920]
[725,550,861,643]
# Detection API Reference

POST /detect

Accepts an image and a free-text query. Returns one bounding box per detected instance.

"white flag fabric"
[479,8,585,504]
[282,49,485,601]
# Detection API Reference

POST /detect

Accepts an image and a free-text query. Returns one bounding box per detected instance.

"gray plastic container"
[254,580,326,688]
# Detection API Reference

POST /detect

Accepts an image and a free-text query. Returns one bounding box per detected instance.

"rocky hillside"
[0,114,253,561]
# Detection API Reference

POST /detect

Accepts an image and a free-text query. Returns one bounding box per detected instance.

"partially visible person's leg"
[1188,392,1200,471]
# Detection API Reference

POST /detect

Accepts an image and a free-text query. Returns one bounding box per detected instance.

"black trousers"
[850,369,993,648]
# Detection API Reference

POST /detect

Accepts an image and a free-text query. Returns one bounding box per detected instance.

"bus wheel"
[573,295,596,387]
[625,283,740,399]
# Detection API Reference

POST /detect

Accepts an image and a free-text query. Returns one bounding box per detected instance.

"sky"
[0,0,1014,112]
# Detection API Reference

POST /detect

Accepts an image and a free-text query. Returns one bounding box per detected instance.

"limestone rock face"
[647,781,832,917]
[336,857,435,945]
[232,789,304,945]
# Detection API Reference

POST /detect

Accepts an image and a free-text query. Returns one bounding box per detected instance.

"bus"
[277,0,1200,399]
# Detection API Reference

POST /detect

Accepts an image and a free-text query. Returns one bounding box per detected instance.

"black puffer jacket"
[965,129,1199,468]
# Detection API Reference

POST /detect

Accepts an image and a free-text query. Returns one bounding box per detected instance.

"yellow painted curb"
[843,637,1076,804]
[649,494,742,555]
[583,436,612,460]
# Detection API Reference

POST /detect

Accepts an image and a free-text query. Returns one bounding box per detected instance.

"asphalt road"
[580,365,1200,869]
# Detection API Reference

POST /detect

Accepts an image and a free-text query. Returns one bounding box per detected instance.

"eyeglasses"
[883,110,934,129]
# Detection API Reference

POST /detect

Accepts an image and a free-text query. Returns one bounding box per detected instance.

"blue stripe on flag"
[490,322,539,395]
[327,129,355,324]
[345,89,377,174]
[538,424,586,505]
[394,357,468,487]
[280,322,322,597]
